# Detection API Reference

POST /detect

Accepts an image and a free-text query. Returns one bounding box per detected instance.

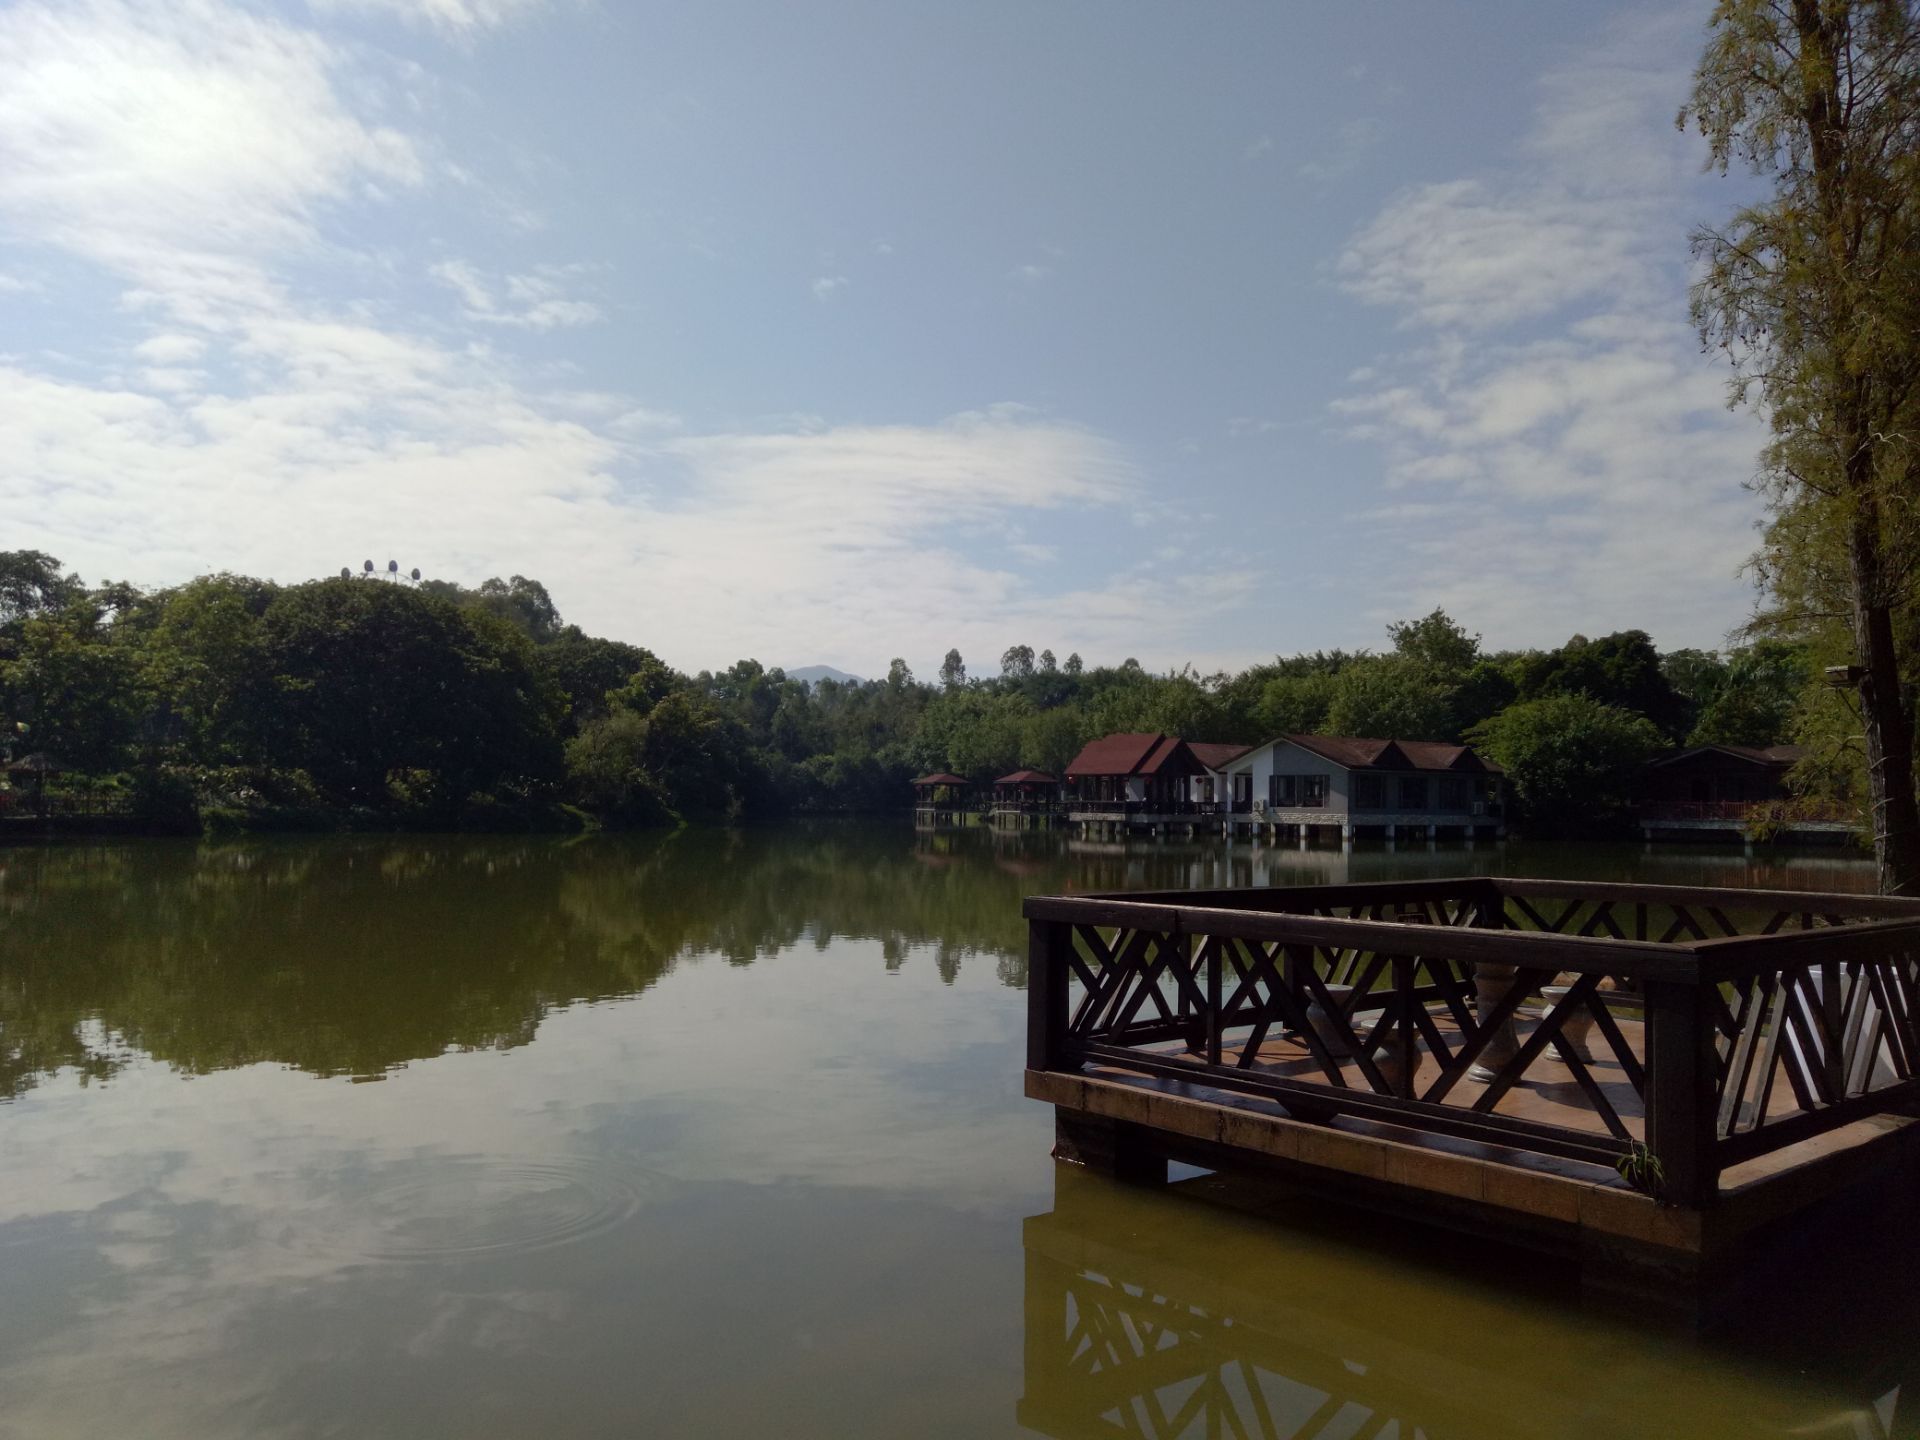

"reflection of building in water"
[1019,1168,1911,1440]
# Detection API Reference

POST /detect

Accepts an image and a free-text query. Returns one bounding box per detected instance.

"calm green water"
[0,824,1912,1439]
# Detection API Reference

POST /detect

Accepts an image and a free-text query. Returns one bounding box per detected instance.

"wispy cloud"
[429,259,604,329]
[0,0,422,325]
[0,0,1243,672]
[1330,7,1763,646]
[308,0,557,36]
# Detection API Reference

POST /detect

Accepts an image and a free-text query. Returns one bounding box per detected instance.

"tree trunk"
[1847,493,1920,895]
[1795,1,1920,895]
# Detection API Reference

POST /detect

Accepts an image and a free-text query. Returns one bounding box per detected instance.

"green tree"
[1690,641,1812,747]
[0,551,82,626]
[1254,672,1337,737]
[1683,0,1920,891]
[538,629,671,734]
[259,579,564,806]
[1513,631,1689,740]
[1323,657,1453,740]
[1019,705,1085,776]
[939,649,967,689]
[1387,608,1480,673]
[1469,694,1664,833]
[140,575,276,762]
[0,603,146,772]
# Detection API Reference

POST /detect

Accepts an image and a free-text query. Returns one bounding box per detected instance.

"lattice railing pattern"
[1026,879,1920,1195]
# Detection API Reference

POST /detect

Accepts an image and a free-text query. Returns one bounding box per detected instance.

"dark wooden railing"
[1025,877,1920,1204]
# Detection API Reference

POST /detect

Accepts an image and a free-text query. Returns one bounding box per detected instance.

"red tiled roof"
[995,769,1058,785]
[1647,744,1805,769]
[1279,735,1501,775]
[912,772,969,786]
[1186,742,1251,772]
[1064,733,1176,777]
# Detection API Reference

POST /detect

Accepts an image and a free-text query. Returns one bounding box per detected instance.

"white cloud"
[1244,134,1273,160]
[0,0,421,323]
[308,0,555,34]
[429,259,604,329]
[1329,6,1766,648]
[810,274,847,302]
[0,0,1254,673]
[132,334,208,364]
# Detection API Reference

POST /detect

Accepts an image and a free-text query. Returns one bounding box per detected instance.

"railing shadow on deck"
[1025,877,1920,1203]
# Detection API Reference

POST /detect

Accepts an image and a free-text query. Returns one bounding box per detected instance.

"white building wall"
[1223,740,1353,817]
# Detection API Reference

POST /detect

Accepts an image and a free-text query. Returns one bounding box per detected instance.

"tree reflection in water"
[0,824,1876,1105]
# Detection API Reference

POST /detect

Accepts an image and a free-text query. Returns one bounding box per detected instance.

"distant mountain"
[786,665,865,686]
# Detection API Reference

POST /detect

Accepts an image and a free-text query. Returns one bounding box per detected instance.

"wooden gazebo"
[911,772,970,802]
[993,769,1059,806]
[911,772,972,828]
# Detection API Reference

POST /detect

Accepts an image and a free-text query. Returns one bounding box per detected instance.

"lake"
[0,823,1913,1438]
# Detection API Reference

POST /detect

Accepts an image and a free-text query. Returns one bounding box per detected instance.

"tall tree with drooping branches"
[1683,0,1920,892]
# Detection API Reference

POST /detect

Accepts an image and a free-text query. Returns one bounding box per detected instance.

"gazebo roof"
[995,769,1058,785]
[912,772,969,787]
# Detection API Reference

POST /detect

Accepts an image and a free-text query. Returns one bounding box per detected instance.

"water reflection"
[0,825,1875,1101]
[0,824,1905,1437]
[1020,1166,1915,1440]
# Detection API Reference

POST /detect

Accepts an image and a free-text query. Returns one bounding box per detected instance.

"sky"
[0,0,1773,679]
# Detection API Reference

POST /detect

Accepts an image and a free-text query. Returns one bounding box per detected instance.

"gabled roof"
[911,772,969,786]
[1187,742,1251,772]
[995,769,1058,785]
[1236,734,1502,775]
[1646,743,1805,770]
[1064,733,1195,777]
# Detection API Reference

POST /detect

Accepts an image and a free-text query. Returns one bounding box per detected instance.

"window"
[1438,778,1468,811]
[1352,775,1385,810]
[1398,777,1428,810]
[1268,774,1326,808]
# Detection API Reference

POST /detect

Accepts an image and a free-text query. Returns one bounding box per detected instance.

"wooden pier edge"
[1030,1067,1920,1327]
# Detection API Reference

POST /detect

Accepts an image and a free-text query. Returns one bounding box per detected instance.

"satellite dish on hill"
[387,559,398,575]
[363,560,374,574]
[339,567,351,579]
[410,568,421,582]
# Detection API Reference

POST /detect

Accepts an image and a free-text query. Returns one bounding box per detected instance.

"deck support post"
[1052,1109,1168,1185]
[1027,920,1074,1074]
[1645,979,1718,1208]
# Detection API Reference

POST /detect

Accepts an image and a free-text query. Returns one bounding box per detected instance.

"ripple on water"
[308,1156,649,1264]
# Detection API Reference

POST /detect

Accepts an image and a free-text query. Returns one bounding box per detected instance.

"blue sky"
[0,0,1769,677]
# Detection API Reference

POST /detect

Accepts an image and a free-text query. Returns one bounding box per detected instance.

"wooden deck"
[1023,876,1920,1327]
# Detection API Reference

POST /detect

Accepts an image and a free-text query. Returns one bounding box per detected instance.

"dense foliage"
[0,553,1826,834]
[1684,0,1920,891]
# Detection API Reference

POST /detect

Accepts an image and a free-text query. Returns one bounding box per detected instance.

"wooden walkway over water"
[1024,876,1920,1327]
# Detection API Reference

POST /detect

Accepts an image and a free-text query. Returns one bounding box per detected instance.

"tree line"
[0,548,1822,834]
